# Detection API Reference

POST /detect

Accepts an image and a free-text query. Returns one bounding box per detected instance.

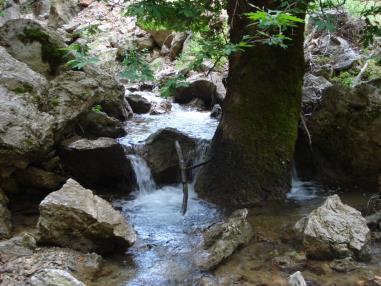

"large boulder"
[294,195,371,260]
[59,138,135,191]
[48,0,81,29]
[140,128,197,185]
[45,68,129,134]
[195,209,253,271]
[299,84,381,186]
[0,189,12,239]
[0,19,67,76]
[31,269,85,286]
[37,179,136,254]
[77,111,126,139]
[0,46,55,172]
[0,87,55,174]
[126,93,152,114]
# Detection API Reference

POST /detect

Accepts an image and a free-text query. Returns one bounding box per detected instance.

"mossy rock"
[0,19,67,76]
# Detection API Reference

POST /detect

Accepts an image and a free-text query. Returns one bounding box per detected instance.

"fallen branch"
[175,140,188,215]
[300,112,312,148]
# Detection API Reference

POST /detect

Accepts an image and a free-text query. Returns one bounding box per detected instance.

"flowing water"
[110,92,379,285]
[113,93,221,285]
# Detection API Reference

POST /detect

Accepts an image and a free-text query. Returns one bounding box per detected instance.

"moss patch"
[18,28,67,75]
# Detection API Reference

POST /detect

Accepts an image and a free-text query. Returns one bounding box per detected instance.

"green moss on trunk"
[196,0,306,205]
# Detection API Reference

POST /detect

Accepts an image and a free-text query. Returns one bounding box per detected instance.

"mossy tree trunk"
[196,0,307,205]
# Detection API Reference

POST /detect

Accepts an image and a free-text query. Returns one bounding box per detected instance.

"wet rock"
[150,100,172,115]
[210,104,222,120]
[48,0,81,28]
[294,195,371,260]
[59,138,135,191]
[38,178,136,254]
[187,98,207,110]
[126,93,152,114]
[0,232,37,259]
[0,19,67,76]
[0,188,12,239]
[14,166,66,190]
[172,74,219,109]
[330,257,359,273]
[273,251,307,273]
[1,245,102,285]
[30,269,85,286]
[299,84,381,186]
[141,128,197,185]
[288,271,306,286]
[77,111,126,139]
[195,209,253,271]
[366,212,381,231]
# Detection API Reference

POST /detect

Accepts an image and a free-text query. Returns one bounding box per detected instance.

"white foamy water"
[287,168,322,201]
[119,94,219,147]
[128,154,156,193]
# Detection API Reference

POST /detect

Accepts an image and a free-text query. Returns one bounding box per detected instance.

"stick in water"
[175,140,188,215]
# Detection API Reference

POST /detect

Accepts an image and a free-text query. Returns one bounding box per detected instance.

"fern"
[61,43,99,70]
[120,48,154,83]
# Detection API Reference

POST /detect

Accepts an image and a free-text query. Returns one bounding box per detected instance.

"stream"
[108,93,379,285]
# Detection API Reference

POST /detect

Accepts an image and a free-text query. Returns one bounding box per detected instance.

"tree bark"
[196,0,307,205]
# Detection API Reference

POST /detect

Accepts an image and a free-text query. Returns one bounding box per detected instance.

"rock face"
[210,104,222,120]
[195,209,253,271]
[299,84,381,186]
[169,32,187,60]
[302,73,333,113]
[14,166,66,190]
[59,138,135,191]
[0,19,67,76]
[141,128,197,185]
[31,269,85,286]
[1,233,102,285]
[38,179,136,254]
[46,69,129,133]
[0,189,12,239]
[294,195,371,260]
[0,46,56,173]
[77,111,126,139]
[126,93,152,114]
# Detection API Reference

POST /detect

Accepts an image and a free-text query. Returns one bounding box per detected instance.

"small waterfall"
[287,166,318,201]
[128,154,156,193]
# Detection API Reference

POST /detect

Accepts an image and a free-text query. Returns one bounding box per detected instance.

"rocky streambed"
[1,1,381,286]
